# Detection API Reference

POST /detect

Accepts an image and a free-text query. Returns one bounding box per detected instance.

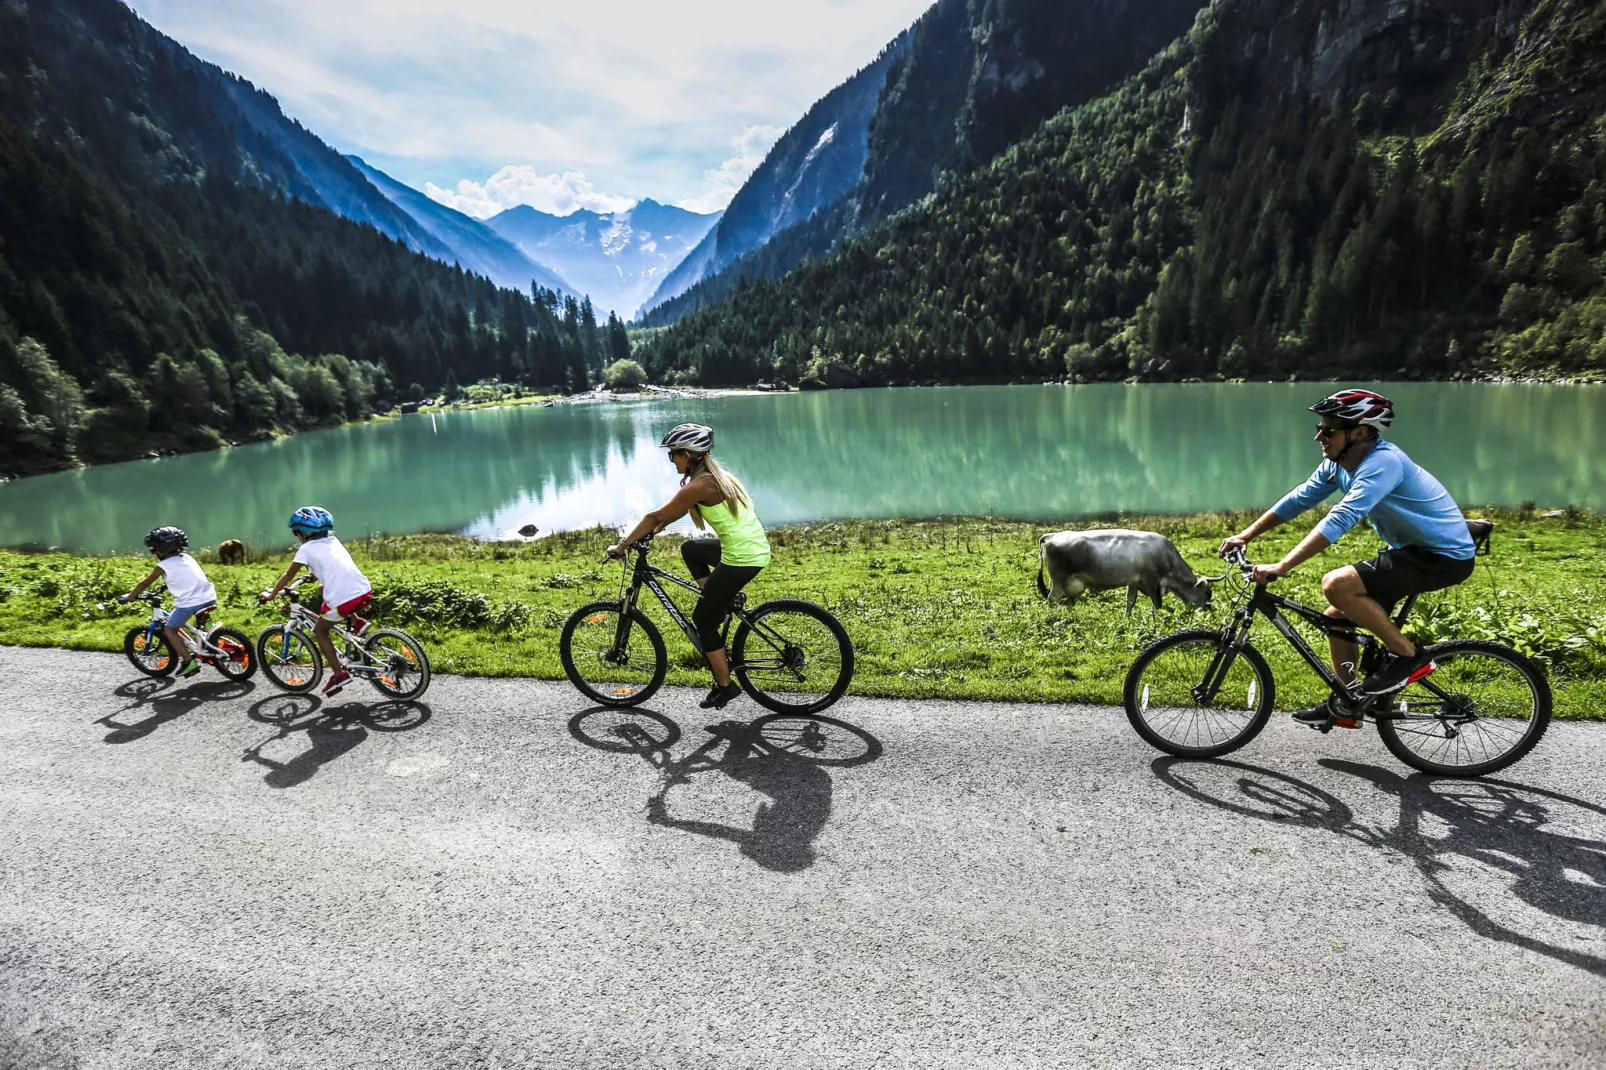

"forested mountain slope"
[638,0,1210,326]
[0,0,610,477]
[637,0,1606,386]
[638,36,909,317]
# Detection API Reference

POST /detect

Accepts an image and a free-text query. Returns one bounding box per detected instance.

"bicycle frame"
[611,543,802,679]
[616,549,740,654]
[1199,561,1431,718]
[263,583,384,677]
[138,599,225,658]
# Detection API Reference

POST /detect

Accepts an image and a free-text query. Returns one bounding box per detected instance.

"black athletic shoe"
[1292,696,1361,727]
[1361,650,1435,695]
[699,682,743,710]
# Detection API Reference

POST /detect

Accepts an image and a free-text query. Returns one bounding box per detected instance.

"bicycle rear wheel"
[364,628,431,700]
[559,601,667,707]
[732,599,854,714]
[207,626,257,681]
[1375,640,1551,777]
[124,626,175,677]
[256,626,323,693]
[1124,629,1275,758]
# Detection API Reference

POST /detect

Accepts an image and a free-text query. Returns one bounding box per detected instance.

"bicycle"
[121,591,256,681]
[559,535,854,713]
[255,579,431,700]
[1123,548,1552,777]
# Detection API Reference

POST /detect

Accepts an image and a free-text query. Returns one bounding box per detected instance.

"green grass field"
[2,509,1602,717]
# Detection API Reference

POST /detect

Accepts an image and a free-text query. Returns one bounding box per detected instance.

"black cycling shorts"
[1353,545,1475,612]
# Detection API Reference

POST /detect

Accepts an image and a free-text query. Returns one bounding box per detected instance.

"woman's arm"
[609,480,716,556]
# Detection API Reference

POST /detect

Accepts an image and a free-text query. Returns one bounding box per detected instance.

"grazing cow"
[217,539,246,565]
[1465,518,1494,556]
[1037,528,1211,614]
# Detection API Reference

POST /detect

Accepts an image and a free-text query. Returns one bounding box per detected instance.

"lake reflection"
[1,383,1599,554]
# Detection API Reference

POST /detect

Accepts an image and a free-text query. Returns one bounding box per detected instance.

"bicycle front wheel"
[559,601,667,707]
[124,625,175,677]
[732,599,854,714]
[256,626,323,693]
[1376,640,1551,777]
[1124,629,1275,758]
[365,628,432,700]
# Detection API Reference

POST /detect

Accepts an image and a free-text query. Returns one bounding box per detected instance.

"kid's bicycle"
[256,579,431,700]
[1123,548,1551,777]
[121,591,256,681]
[559,535,854,713]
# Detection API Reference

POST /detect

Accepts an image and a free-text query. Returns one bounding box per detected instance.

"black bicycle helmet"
[144,526,188,553]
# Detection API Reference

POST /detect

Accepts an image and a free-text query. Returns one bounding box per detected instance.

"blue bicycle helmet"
[288,506,335,535]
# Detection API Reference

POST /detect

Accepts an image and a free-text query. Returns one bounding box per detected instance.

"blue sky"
[128,0,933,217]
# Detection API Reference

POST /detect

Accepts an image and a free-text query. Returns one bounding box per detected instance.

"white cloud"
[676,124,784,214]
[425,166,638,219]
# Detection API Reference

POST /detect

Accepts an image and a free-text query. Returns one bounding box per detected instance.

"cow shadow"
[100,676,255,743]
[568,706,882,873]
[1151,756,1606,979]
[243,692,432,788]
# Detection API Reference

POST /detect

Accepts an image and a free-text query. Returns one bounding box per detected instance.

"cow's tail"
[1036,559,1049,600]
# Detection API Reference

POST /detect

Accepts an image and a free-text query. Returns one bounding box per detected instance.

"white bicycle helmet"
[660,423,714,453]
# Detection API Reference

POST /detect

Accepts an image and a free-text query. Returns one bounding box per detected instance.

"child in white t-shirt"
[120,525,218,678]
[258,506,372,697]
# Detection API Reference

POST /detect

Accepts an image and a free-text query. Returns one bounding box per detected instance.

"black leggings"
[681,538,762,653]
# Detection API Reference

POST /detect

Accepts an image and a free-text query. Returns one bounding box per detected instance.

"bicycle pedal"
[1333,717,1362,730]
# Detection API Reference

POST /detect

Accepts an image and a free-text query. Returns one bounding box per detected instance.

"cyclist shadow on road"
[100,676,256,743]
[243,692,432,789]
[568,706,882,873]
[1151,755,1606,979]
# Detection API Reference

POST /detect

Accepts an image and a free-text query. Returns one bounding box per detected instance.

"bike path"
[1,645,1602,1069]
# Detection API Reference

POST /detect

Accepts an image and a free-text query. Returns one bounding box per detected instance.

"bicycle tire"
[1374,640,1551,778]
[559,601,667,707]
[123,625,175,677]
[207,626,257,682]
[1124,628,1275,759]
[364,627,432,700]
[731,599,854,715]
[255,626,323,694]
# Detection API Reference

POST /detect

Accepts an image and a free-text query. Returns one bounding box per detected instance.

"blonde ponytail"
[684,453,752,530]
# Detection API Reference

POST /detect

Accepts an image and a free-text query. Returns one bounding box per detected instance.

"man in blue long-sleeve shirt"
[1218,389,1476,725]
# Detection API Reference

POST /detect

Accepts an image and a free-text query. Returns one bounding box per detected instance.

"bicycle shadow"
[1151,756,1606,979]
[243,692,432,788]
[568,706,882,873]
[100,676,256,743]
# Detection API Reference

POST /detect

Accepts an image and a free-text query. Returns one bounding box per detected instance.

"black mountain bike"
[559,536,854,713]
[1124,548,1551,777]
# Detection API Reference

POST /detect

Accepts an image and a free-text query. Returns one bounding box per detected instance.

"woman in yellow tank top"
[608,423,771,710]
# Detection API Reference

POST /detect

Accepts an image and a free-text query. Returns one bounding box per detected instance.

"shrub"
[603,360,647,391]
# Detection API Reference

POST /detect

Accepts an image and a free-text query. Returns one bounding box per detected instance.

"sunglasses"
[1314,424,1351,439]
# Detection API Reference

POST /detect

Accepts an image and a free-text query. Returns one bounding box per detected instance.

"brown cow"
[217,539,246,565]
[1465,518,1494,556]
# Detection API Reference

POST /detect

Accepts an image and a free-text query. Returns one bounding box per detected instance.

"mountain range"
[345,156,572,295]
[485,201,721,319]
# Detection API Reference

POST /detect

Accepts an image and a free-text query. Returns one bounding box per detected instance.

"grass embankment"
[2,509,1603,718]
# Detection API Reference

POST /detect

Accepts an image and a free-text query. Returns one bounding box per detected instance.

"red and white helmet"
[1309,389,1393,431]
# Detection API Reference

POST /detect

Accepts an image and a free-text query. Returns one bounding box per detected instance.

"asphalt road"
[1,645,1603,1069]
